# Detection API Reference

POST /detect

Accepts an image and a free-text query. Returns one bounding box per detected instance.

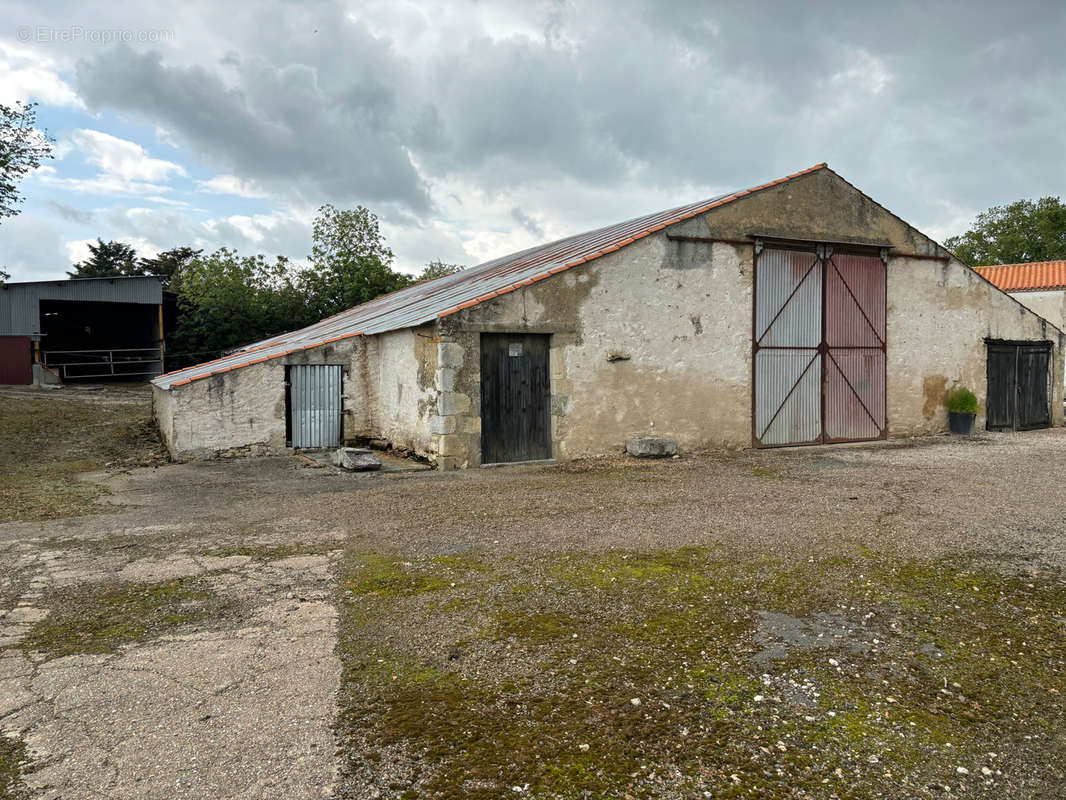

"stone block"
[438,343,465,369]
[331,447,382,471]
[431,415,458,435]
[437,391,471,416]
[625,437,678,458]
[438,367,456,392]
[435,434,468,458]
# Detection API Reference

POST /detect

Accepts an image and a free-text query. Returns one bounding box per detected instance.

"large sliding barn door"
[753,244,886,447]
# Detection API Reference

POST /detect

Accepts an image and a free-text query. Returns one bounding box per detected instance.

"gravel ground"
[0,386,1064,799]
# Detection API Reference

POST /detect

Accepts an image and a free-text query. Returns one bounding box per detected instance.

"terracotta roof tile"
[154,163,828,389]
[974,261,1066,292]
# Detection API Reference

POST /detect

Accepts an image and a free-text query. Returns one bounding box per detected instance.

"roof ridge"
[154,163,830,389]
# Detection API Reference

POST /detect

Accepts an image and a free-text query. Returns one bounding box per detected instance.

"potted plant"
[946,386,978,434]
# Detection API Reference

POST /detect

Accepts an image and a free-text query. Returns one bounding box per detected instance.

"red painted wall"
[0,337,32,385]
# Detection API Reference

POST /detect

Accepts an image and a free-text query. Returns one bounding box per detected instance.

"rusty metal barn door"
[287,364,343,448]
[480,333,551,464]
[753,243,886,447]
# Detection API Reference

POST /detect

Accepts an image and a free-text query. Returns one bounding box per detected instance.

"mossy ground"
[336,547,1066,799]
[202,540,340,561]
[0,734,30,800]
[0,389,162,522]
[17,577,235,660]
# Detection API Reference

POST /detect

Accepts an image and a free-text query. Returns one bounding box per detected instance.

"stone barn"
[152,164,1064,466]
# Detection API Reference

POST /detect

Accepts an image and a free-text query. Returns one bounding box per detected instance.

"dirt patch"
[0,386,165,523]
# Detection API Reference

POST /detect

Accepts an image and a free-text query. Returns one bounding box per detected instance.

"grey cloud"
[49,0,1066,244]
[75,36,430,213]
[510,206,544,238]
[47,200,95,224]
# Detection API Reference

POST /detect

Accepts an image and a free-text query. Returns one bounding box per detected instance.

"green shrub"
[946,386,979,415]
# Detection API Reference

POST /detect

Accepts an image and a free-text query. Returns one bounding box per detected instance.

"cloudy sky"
[2,0,1064,281]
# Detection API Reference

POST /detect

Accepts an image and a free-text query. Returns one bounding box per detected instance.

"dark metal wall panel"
[288,364,343,448]
[480,333,552,463]
[0,337,32,385]
[0,278,162,337]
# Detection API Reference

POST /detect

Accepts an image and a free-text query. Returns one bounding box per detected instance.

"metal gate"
[287,365,343,448]
[986,342,1050,431]
[753,243,886,447]
[480,333,552,464]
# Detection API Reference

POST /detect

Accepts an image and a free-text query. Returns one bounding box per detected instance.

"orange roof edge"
[974,261,1066,292]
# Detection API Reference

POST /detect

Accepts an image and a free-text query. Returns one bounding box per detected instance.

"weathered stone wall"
[1001,290,1066,338]
[432,168,1064,467]
[157,358,286,460]
[887,259,1064,434]
[371,326,437,456]
[435,232,754,466]
[157,337,365,460]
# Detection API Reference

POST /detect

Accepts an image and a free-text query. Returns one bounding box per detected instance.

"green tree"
[302,204,412,318]
[139,246,202,290]
[946,197,1066,265]
[68,239,139,278]
[0,101,54,220]
[169,248,312,367]
[417,260,465,282]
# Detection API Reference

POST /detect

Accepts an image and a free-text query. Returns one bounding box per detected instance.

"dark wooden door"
[986,342,1050,431]
[1017,346,1050,429]
[985,345,1016,430]
[480,333,551,464]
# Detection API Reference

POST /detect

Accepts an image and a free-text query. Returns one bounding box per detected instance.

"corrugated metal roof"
[974,261,1066,292]
[153,163,828,389]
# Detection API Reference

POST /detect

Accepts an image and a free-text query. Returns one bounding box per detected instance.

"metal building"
[0,276,165,385]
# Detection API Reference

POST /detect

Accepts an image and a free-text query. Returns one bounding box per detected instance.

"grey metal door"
[753,247,824,446]
[288,365,343,448]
